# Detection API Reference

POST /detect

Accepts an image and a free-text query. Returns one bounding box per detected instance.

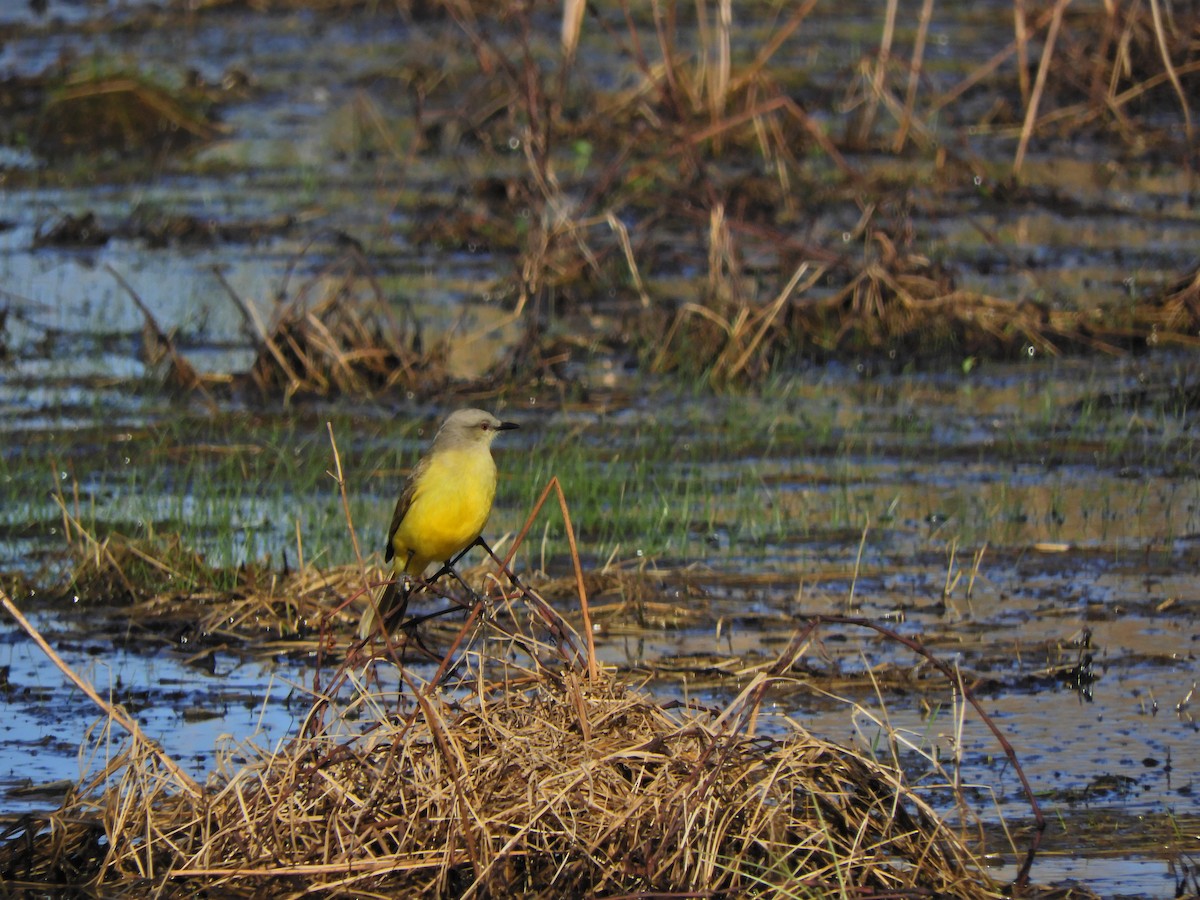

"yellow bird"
[359,408,519,639]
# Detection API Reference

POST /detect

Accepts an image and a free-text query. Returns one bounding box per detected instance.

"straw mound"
[215,252,449,402]
[33,73,219,160]
[242,287,445,401]
[1,670,997,898]
[17,535,998,896]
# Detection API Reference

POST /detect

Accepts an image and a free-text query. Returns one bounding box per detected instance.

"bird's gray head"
[433,408,519,450]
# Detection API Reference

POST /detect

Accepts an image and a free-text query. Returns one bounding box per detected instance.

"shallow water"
[2,1,1200,896]
[0,610,301,795]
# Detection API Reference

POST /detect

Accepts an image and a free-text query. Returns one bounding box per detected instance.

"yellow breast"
[392,446,497,573]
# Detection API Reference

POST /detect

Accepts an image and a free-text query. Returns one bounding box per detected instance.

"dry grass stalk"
[892,0,936,153]
[1146,0,1194,145]
[0,588,204,800]
[654,208,826,385]
[852,0,898,148]
[561,0,586,63]
[1010,1,1199,150]
[105,264,221,410]
[698,0,733,125]
[931,5,1059,117]
[1014,0,1070,178]
[1014,0,1032,107]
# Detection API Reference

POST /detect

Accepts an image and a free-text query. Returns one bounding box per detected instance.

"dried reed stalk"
[0,588,204,800]
[1014,0,1071,177]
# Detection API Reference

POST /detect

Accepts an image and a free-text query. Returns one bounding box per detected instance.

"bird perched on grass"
[359,408,519,640]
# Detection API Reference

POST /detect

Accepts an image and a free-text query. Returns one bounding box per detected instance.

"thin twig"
[105,264,218,412]
[856,0,898,146]
[1014,0,1071,177]
[847,517,869,610]
[326,422,366,577]
[213,264,305,390]
[497,477,597,682]
[892,0,934,153]
[1147,0,1194,183]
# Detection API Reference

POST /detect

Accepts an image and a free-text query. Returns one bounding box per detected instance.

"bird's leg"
[389,558,478,632]
[422,539,488,604]
[475,536,523,590]
[424,542,472,586]
[380,580,415,634]
[444,554,484,605]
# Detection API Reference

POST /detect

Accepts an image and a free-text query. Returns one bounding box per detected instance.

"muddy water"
[5,359,1197,897]
[2,2,1199,897]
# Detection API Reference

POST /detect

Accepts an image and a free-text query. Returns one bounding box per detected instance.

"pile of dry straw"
[0,566,1001,898]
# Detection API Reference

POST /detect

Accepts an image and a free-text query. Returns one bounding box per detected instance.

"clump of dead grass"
[651,224,1079,380]
[1,483,1004,897]
[651,219,1200,379]
[49,491,368,643]
[1041,1,1199,146]
[218,252,449,402]
[33,70,221,160]
[1138,265,1200,347]
[426,1,1197,385]
[61,527,218,607]
[0,477,1018,897]
[0,613,1001,898]
[791,233,1092,361]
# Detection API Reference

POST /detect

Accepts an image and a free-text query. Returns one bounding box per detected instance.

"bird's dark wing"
[384,458,425,563]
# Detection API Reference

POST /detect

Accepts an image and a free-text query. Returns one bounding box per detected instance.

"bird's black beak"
[497,420,520,431]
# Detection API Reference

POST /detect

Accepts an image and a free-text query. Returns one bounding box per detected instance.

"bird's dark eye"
[480,423,490,431]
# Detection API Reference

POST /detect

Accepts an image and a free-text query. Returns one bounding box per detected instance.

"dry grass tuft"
[52,501,368,643]
[0,635,1000,898]
[219,252,449,402]
[1138,265,1200,347]
[138,560,371,644]
[792,233,1086,361]
[1044,1,1199,145]
[33,72,221,160]
[63,529,218,607]
[652,229,1200,377]
[651,227,1093,378]
[0,523,1002,898]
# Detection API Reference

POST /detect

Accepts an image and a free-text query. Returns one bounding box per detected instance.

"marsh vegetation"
[0,0,1198,896]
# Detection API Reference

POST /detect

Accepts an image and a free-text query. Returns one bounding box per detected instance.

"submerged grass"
[33,68,222,162]
[6,368,1199,602]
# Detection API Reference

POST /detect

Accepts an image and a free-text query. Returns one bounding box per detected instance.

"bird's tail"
[358,576,407,640]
